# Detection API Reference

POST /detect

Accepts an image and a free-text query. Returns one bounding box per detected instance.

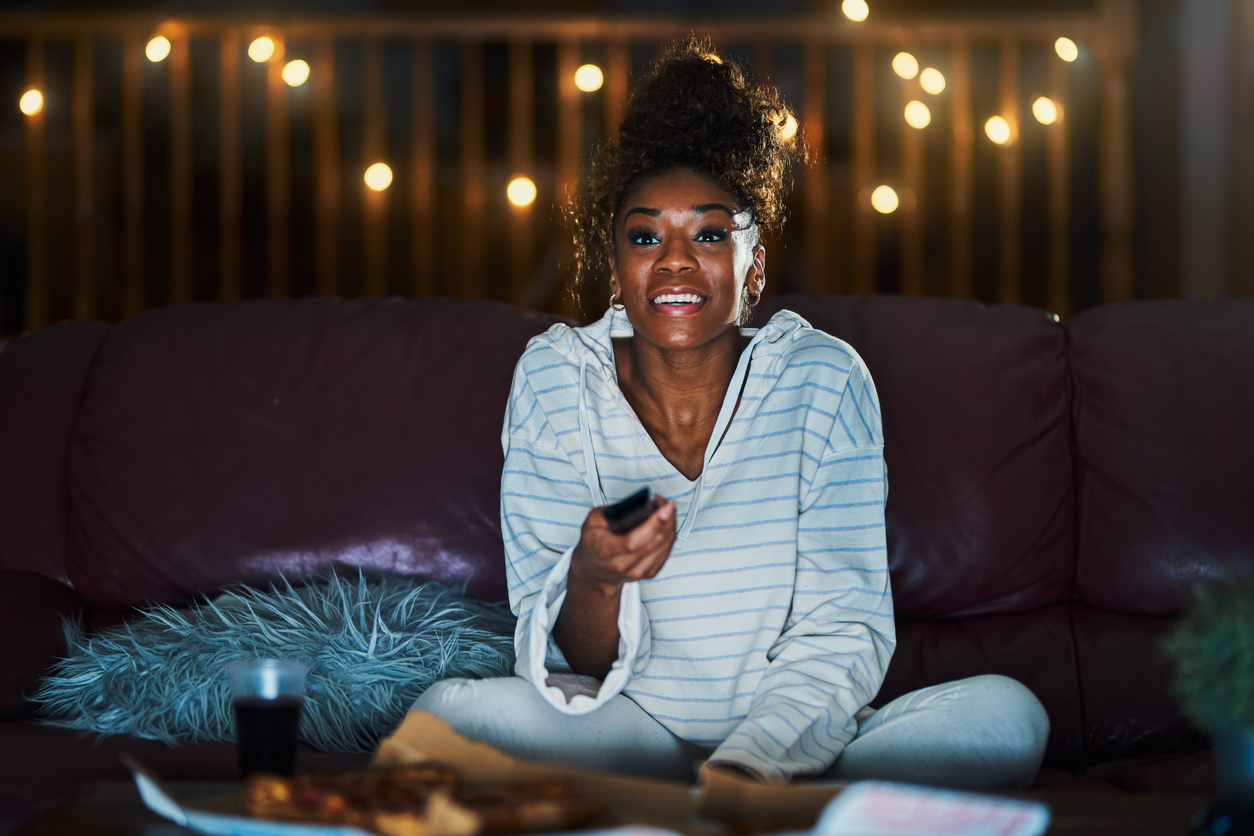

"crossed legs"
[412,674,1048,789]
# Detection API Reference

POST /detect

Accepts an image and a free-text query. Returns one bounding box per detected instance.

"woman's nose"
[655,236,698,273]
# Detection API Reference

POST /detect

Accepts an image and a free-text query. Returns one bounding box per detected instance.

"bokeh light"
[19,89,43,116]
[842,0,869,22]
[871,186,899,214]
[364,163,393,191]
[574,64,604,93]
[985,115,1012,144]
[145,36,171,63]
[892,52,919,79]
[507,177,537,207]
[1055,37,1079,62]
[919,68,946,95]
[282,60,310,87]
[1032,97,1059,125]
[904,101,931,129]
[779,112,798,142]
[248,37,276,63]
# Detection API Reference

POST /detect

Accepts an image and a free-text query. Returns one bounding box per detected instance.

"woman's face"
[609,169,765,353]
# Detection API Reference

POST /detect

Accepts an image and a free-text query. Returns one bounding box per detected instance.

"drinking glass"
[227,659,308,778]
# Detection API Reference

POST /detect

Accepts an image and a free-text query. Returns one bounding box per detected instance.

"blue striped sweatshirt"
[500,306,894,781]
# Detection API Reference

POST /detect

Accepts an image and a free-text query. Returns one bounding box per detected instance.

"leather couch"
[2,293,1250,833]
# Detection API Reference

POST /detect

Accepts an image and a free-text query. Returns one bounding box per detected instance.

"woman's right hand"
[570,496,678,593]
[554,497,676,678]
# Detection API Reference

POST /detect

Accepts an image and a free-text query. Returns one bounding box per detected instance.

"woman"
[416,40,1048,788]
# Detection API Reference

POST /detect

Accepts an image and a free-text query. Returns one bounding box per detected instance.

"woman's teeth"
[651,293,703,305]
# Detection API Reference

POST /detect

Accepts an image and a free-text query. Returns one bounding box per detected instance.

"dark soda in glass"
[234,696,302,777]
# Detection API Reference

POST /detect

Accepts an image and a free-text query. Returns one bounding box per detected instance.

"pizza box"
[126,711,1048,836]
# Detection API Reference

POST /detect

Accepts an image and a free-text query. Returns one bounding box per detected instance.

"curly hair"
[571,38,806,307]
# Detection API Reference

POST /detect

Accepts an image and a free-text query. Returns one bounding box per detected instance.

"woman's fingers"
[576,497,677,587]
[623,498,676,551]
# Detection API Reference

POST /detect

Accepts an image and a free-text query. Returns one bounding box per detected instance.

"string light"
[892,52,919,79]
[904,101,931,129]
[919,68,946,94]
[249,37,276,63]
[574,64,604,93]
[871,186,899,214]
[985,115,1012,144]
[507,177,537,207]
[842,0,869,22]
[145,36,171,63]
[364,163,393,191]
[779,113,798,142]
[19,89,43,116]
[1032,97,1059,124]
[282,60,310,87]
[1055,37,1079,62]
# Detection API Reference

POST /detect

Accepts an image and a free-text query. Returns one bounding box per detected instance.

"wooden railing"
[0,4,1137,331]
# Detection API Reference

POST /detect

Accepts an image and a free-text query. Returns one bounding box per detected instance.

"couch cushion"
[0,571,85,719]
[873,605,1084,768]
[65,297,569,609]
[1072,605,1209,763]
[756,295,1074,618]
[1070,299,1254,615]
[0,322,112,583]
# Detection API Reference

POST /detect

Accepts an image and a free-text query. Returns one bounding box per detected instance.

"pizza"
[239,765,607,836]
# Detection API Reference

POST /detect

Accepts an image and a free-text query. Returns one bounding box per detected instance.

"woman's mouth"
[648,292,708,315]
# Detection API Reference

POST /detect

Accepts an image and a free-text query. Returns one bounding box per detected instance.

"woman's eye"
[627,229,660,245]
[696,227,729,243]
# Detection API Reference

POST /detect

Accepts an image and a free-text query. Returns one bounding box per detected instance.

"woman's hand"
[553,497,677,678]
[571,496,677,592]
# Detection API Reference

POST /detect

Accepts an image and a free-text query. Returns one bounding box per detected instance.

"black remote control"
[603,487,654,534]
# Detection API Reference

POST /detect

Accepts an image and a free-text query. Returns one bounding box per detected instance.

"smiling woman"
[411,38,1050,790]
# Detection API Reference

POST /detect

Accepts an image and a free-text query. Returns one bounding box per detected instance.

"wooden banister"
[2,8,1132,331]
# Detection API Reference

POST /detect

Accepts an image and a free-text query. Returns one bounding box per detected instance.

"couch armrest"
[0,570,85,719]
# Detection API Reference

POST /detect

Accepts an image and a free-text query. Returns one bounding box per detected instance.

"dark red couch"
[2,294,1251,833]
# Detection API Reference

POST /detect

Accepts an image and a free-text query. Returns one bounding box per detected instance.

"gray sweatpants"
[412,673,1049,789]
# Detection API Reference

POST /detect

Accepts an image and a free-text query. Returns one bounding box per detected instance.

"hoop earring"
[609,292,625,311]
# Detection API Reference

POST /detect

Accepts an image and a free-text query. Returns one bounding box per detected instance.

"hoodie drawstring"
[578,356,606,507]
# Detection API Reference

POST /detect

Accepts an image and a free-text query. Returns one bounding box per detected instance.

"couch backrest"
[1068,298,1254,762]
[756,295,1076,619]
[0,321,112,585]
[0,297,568,610]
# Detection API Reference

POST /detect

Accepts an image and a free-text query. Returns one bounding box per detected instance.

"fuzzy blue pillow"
[32,573,516,752]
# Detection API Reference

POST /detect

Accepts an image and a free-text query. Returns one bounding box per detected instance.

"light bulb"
[574,64,603,93]
[919,68,946,95]
[904,100,931,129]
[507,176,537,207]
[19,89,43,116]
[871,186,898,214]
[1055,37,1079,63]
[364,163,393,191]
[892,52,919,80]
[145,36,171,63]
[842,0,869,22]
[779,113,798,142]
[249,37,276,63]
[282,60,310,87]
[1032,97,1059,125]
[985,115,1012,144]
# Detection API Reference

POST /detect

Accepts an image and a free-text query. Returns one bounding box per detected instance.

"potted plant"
[1162,576,1254,804]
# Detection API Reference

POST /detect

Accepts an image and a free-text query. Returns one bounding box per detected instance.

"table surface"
[11,780,1212,836]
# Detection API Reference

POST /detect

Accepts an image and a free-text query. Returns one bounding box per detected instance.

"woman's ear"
[748,244,766,304]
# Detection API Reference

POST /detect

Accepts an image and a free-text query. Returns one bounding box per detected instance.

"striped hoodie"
[500,305,894,781]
